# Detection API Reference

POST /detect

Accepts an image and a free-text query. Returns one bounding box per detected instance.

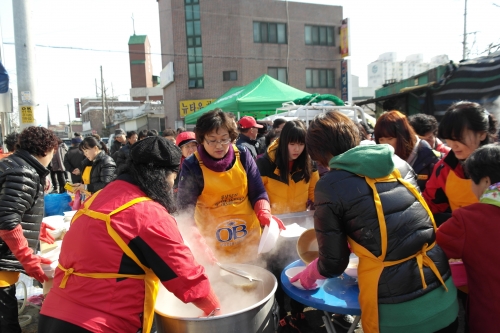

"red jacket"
[436,203,500,333]
[41,178,211,332]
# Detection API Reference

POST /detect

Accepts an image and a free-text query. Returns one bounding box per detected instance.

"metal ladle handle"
[216,262,262,282]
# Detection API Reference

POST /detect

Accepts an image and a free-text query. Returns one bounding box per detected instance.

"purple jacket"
[177,144,269,211]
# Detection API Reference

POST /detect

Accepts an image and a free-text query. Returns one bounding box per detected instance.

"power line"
[2,41,341,63]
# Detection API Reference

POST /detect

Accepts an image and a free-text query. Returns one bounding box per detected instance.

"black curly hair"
[17,127,60,156]
[408,114,438,136]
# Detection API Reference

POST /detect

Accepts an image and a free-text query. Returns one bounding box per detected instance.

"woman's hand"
[254,199,286,231]
[39,222,56,244]
[72,168,81,175]
[290,258,325,290]
[73,183,86,192]
[192,288,220,316]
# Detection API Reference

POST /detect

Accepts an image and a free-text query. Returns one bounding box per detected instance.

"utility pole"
[462,0,468,60]
[67,104,72,138]
[95,78,98,97]
[100,66,105,133]
[0,23,8,152]
[12,0,38,130]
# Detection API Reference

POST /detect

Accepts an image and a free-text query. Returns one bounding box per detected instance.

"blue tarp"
[44,193,72,217]
[0,61,8,94]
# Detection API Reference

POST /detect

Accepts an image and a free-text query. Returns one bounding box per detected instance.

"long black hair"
[438,101,497,146]
[120,159,177,213]
[274,120,312,184]
[80,136,108,154]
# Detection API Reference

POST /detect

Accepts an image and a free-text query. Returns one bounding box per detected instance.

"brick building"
[157,0,344,129]
[128,35,163,102]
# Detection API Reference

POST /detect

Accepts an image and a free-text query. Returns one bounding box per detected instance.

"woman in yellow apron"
[177,109,284,264]
[291,111,458,333]
[257,120,319,215]
[39,137,220,333]
[257,120,319,330]
[423,101,498,225]
[73,136,116,195]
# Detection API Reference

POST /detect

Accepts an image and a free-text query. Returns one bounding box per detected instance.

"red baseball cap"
[175,131,197,147]
[238,116,263,129]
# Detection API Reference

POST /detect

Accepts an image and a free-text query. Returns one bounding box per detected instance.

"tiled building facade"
[157,0,344,128]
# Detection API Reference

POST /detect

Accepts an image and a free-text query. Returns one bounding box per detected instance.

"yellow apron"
[347,169,448,333]
[445,170,478,211]
[57,191,159,333]
[194,145,261,263]
[81,166,92,185]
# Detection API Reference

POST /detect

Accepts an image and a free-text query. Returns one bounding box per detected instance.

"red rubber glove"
[290,258,326,290]
[39,222,56,244]
[192,287,221,316]
[0,225,52,283]
[254,199,286,231]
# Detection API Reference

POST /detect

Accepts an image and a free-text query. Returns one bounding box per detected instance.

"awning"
[354,84,431,106]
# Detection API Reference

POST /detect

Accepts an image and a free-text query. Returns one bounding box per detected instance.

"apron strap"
[194,150,204,166]
[70,189,102,225]
[81,196,152,273]
[57,263,146,288]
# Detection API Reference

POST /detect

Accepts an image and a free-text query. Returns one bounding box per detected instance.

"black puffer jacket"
[0,150,49,272]
[64,146,85,183]
[81,151,116,193]
[109,140,124,156]
[112,143,131,175]
[315,154,450,304]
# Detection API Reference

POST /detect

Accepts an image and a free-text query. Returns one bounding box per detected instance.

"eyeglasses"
[204,138,231,147]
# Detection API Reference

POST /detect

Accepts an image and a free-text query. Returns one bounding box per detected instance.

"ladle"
[216,262,262,282]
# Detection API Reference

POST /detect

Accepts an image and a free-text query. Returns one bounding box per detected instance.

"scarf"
[197,144,235,172]
[479,182,500,208]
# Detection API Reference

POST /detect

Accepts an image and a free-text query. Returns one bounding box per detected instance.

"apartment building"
[157,0,344,128]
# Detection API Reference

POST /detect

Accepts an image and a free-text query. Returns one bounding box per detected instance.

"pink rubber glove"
[254,199,286,231]
[39,222,56,244]
[0,225,52,283]
[290,258,326,290]
[192,287,221,316]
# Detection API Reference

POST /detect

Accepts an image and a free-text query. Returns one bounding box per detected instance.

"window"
[268,67,287,84]
[306,69,335,88]
[304,25,334,46]
[185,0,203,88]
[223,71,237,81]
[253,22,287,44]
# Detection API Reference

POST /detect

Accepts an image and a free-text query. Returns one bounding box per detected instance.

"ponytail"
[486,113,498,143]
[100,141,109,155]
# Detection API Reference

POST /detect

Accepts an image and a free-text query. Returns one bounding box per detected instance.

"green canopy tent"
[184,74,309,125]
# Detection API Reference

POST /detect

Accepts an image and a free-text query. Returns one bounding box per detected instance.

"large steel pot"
[155,264,278,333]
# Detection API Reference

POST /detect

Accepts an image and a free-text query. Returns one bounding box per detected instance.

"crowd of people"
[0,100,498,333]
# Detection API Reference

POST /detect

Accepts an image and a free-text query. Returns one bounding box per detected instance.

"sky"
[0,0,499,125]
